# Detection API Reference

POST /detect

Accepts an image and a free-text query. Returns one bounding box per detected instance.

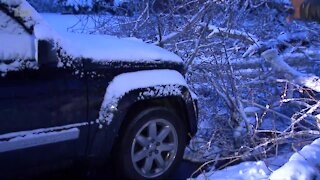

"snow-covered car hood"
[1,0,183,64]
[51,32,183,64]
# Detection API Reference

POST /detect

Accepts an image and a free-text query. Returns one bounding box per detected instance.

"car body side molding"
[0,123,88,153]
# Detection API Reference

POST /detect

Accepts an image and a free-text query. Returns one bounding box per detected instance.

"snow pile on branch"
[208,25,259,43]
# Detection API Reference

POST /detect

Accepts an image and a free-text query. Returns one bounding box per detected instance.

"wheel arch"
[89,86,198,162]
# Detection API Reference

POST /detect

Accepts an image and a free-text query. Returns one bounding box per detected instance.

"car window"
[0,10,36,74]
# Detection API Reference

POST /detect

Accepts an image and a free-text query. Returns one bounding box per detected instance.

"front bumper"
[186,90,199,136]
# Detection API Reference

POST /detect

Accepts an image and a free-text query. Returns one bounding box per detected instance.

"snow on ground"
[194,161,271,180]
[3,0,320,178]
[194,138,320,180]
[270,138,320,179]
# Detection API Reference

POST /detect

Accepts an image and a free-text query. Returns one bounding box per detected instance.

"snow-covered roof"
[0,0,183,64]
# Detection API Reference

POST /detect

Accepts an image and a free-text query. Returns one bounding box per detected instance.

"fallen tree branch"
[190,130,320,178]
[284,101,320,132]
[207,25,259,43]
[262,49,320,92]
[241,99,292,121]
[243,32,310,57]
[154,1,212,46]
[130,2,150,37]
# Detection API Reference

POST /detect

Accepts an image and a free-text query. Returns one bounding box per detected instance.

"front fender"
[97,69,189,127]
[89,70,198,160]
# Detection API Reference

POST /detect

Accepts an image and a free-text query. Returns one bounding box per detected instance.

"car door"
[0,9,89,177]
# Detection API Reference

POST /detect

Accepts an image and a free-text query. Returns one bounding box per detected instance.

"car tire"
[116,107,187,179]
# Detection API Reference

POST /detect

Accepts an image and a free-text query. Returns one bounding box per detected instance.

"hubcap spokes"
[131,119,178,178]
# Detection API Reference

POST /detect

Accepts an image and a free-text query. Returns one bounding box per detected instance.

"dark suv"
[0,0,197,179]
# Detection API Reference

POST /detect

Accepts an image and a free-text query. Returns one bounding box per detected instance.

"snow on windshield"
[0,10,36,74]
[0,11,35,60]
[0,0,42,29]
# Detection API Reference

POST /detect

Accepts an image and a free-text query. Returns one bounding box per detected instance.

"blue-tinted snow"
[194,138,320,180]
[40,13,183,63]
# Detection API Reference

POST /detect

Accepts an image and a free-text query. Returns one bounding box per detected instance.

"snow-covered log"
[243,32,310,58]
[207,25,259,43]
[262,49,320,92]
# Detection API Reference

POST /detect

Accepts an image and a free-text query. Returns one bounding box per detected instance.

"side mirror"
[37,40,59,68]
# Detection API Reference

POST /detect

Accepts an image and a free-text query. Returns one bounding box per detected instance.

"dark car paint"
[0,63,90,177]
[0,4,198,178]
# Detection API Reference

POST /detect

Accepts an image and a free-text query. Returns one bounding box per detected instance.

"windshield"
[0,10,35,62]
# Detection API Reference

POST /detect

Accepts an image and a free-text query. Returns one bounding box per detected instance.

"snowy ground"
[193,137,320,179]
